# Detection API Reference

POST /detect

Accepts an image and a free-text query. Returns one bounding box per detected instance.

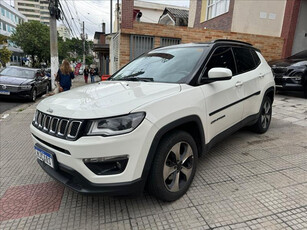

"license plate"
[35,146,54,168]
[0,90,10,95]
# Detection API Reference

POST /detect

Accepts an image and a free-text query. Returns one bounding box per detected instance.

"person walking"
[55,59,75,92]
[90,68,95,83]
[83,66,89,83]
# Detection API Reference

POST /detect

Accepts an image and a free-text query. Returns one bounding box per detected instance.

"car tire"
[303,84,307,99]
[147,131,198,202]
[250,96,272,134]
[45,84,49,94]
[31,89,37,102]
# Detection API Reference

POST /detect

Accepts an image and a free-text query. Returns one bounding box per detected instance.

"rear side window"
[233,47,256,74]
[251,50,261,66]
[204,47,236,77]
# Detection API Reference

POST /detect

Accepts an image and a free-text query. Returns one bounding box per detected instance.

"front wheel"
[147,131,198,201]
[250,96,272,134]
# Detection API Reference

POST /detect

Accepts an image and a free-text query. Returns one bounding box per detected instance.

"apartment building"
[189,0,307,57]
[57,25,70,41]
[0,1,27,66]
[14,0,49,26]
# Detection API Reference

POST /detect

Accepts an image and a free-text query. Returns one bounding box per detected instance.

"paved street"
[0,84,307,229]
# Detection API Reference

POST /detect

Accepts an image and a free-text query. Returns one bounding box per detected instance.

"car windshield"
[0,67,36,79]
[287,50,307,60]
[110,47,207,83]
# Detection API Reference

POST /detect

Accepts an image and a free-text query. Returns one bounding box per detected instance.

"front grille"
[33,110,83,140]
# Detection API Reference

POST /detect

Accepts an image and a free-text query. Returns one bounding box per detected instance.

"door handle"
[258,73,265,78]
[235,81,243,87]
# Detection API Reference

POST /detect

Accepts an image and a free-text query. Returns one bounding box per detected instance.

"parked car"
[30,40,275,201]
[0,66,50,102]
[101,74,111,81]
[269,50,307,98]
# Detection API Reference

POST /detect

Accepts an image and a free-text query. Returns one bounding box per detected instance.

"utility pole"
[49,0,60,90]
[110,0,112,33]
[117,0,119,32]
[82,21,85,66]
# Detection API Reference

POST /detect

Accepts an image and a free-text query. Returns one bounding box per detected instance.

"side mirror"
[208,68,232,80]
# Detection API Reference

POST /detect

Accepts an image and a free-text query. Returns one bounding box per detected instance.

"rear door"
[200,46,244,141]
[232,47,262,118]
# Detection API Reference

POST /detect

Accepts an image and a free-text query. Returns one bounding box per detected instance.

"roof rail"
[212,39,252,46]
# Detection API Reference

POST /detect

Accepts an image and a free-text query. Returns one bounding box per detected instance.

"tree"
[0,35,12,67]
[11,21,50,67]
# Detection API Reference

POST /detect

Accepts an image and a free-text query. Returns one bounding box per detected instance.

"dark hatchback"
[269,50,307,98]
[0,66,50,102]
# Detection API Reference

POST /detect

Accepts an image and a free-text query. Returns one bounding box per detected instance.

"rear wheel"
[250,96,272,134]
[30,89,37,102]
[147,131,198,201]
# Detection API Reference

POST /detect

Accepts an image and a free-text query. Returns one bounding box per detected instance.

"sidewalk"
[0,84,307,229]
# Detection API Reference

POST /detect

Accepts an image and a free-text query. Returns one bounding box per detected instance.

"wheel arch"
[264,86,275,104]
[141,115,205,184]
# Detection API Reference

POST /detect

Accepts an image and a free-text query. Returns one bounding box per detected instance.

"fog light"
[83,155,128,175]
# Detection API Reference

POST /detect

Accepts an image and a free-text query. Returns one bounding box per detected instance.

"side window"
[204,47,236,78]
[251,50,261,67]
[233,47,256,74]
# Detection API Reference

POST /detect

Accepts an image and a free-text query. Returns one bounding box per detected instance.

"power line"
[62,0,81,36]
[58,1,78,38]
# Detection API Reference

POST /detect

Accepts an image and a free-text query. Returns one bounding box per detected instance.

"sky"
[5,0,190,40]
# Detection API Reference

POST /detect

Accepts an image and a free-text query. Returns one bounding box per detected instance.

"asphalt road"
[0,98,27,114]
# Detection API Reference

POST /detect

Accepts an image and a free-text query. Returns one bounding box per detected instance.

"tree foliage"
[58,37,94,64]
[11,21,50,67]
[0,35,12,67]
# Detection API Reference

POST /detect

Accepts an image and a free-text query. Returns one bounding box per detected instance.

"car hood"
[269,58,306,68]
[37,81,181,119]
[0,76,33,85]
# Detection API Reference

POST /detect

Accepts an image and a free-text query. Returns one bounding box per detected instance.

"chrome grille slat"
[32,110,82,140]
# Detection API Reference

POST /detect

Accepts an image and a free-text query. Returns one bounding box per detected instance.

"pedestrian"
[83,66,89,83]
[90,68,95,83]
[55,59,75,92]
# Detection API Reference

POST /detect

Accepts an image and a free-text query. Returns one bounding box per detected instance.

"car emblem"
[47,108,53,113]
[2,85,6,90]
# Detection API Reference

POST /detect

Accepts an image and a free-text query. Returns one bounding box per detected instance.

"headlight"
[20,85,32,89]
[86,112,146,136]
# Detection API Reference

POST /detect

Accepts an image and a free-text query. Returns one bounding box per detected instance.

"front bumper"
[37,159,144,195]
[30,118,157,190]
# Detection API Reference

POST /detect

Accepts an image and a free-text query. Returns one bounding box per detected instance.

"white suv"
[31,40,275,201]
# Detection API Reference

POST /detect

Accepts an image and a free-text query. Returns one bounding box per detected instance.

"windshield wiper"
[121,76,154,82]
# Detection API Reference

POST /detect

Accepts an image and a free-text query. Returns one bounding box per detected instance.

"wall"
[231,0,286,37]
[194,0,235,31]
[119,22,284,68]
[188,0,197,27]
[291,0,307,55]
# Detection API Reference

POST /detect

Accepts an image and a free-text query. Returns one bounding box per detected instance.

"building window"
[1,7,5,16]
[130,35,154,60]
[160,37,181,47]
[207,0,230,20]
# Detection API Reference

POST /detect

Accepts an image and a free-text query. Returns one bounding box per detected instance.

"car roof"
[153,39,259,52]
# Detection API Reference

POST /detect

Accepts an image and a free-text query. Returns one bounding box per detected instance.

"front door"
[199,46,244,142]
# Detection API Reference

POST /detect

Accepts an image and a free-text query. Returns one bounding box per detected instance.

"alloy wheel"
[163,141,194,192]
[261,100,271,129]
[32,90,36,102]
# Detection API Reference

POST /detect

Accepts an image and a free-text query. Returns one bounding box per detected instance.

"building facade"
[190,0,307,57]
[57,25,70,41]
[0,1,27,66]
[14,0,49,26]
[114,0,188,32]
